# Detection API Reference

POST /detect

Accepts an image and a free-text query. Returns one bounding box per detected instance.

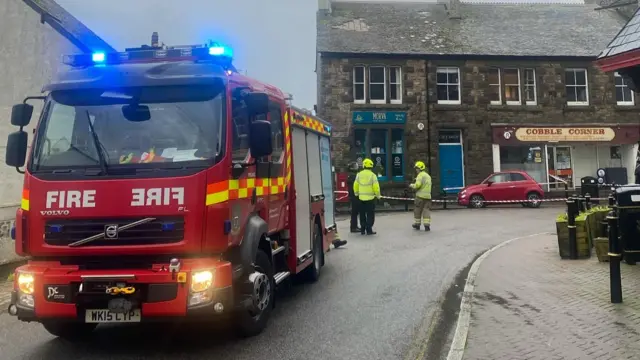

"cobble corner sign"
[514,127,616,142]
[352,111,407,125]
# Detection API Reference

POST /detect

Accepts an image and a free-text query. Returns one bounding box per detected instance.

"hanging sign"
[515,127,615,142]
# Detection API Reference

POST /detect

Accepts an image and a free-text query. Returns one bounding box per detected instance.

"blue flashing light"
[92,52,106,63]
[49,224,63,233]
[161,222,175,231]
[209,44,233,58]
[10,226,15,240]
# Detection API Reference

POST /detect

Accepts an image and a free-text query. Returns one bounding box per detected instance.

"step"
[273,271,290,285]
[272,245,286,256]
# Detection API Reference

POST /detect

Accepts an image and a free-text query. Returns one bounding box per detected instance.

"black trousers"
[350,197,360,230]
[359,199,376,233]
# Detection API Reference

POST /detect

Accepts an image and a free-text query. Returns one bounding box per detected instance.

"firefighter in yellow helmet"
[409,161,432,231]
[353,158,381,235]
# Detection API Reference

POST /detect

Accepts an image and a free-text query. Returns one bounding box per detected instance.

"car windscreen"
[30,84,225,171]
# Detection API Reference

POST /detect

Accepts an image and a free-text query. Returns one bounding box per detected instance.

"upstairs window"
[389,66,402,104]
[352,65,403,104]
[523,68,537,105]
[369,66,386,104]
[353,66,366,104]
[503,68,521,105]
[436,67,461,105]
[565,68,589,106]
[615,72,634,106]
[487,68,501,105]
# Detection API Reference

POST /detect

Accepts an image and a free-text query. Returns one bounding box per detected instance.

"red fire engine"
[4,41,340,340]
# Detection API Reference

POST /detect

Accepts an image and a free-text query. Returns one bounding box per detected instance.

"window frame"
[389,66,403,104]
[368,66,387,104]
[353,126,405,182]
[614,71,635,106]
[268,103,285,164]
[503,68,521,105]
[436,67,461,105]
[565,68,589,106]
[488,67,501,105]
[353,66,366,104]
[523,68,537,106]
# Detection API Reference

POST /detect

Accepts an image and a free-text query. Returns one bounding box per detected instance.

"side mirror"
[11,104,34,127]
[244,93,269,116]
[6,131,28,168]
[486,181,493,187]
[249,120,273,158]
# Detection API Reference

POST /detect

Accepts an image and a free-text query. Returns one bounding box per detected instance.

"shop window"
[565,68,589,106]
[389,66,402,104]
[369,66,386,104]
[370,129,388,180]
[488,68,501,105]
[353,128,405,181]
[523,68,537,105]
[436,67,461,105]
[353,66,366,104]
[504,68,521,105]
[499,145,546,184]
[354,129,367,167]
[614,72,634,106]
[391,129,404,180]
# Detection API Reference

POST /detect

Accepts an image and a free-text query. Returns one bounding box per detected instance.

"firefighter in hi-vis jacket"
[353,158,381,235]
[410,161,432,231]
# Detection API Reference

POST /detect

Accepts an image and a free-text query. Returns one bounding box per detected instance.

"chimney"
[318,0,332,14]
[151,32,159,47]
[448,0,461,19]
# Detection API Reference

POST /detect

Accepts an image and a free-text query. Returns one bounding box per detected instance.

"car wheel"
[527,192,542,208]
[469,194,485,209]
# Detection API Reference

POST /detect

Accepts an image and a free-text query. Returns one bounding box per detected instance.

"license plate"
[85,309,141,323]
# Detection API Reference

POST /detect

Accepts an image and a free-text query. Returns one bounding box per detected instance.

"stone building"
[0,0,115,209]
[316,0,639,197]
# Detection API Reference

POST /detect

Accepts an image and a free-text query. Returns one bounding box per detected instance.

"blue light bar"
[209,45,233,57]
[92,52,106,62]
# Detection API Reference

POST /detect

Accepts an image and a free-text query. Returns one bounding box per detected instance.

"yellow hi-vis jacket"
[353,169,381,201]
[410,171,432,200]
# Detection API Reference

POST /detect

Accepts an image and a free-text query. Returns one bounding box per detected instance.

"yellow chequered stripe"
[291,110,331,136]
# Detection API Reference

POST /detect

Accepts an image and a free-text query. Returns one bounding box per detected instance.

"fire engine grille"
[44,216,185,246]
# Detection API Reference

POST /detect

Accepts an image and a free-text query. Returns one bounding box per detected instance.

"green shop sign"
[352,111,407,125]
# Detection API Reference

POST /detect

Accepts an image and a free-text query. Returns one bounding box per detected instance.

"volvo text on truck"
[4,41,338,340]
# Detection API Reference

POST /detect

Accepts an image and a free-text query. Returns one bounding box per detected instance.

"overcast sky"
[56,0,319,109]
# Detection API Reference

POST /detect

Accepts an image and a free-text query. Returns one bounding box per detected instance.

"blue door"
[439,144,464,194]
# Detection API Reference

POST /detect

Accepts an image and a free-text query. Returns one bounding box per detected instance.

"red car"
[457,170,544,208]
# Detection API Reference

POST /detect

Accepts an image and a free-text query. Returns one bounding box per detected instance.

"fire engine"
[4,40,340,340]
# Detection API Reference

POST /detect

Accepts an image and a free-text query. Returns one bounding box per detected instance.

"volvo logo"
[104,224,119,239]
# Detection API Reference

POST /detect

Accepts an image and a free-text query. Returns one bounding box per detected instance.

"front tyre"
[236,249,275,338]
[527,192,542,208]
[42,321,97,341]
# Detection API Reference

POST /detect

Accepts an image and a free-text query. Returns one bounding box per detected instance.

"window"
[389,66,402,104]
[353,128,405,181]
[232,96,251,162]
[510,173,527,181]
[436,67,461,104]
[523,69,537,105]
[565,68,589,105]
[503,69,521,105]
[353,66,366,104]
[614,72,634,106]
[269,105,284,163]
[485,173,511,184]
[488,68,501,104]
[369,66,386,103]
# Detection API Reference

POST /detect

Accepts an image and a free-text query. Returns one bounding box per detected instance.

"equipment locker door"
[291,127,312,258]
[319,136,335,227]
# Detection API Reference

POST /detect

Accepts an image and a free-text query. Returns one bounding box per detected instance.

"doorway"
[438,129,465,194]
[547,145,573,189]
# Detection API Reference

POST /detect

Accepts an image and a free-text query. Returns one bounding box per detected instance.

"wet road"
[0,207,557,360]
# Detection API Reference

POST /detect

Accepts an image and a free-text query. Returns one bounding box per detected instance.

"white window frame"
[503,68,521,105]
[565,68,589,106]
[368,66,386,104]
[436,67,461,105]
[389,66,402,104]
[353,66,366,104]
[614,72,635,106]
[523,68,537,105]
[488,68,501,105]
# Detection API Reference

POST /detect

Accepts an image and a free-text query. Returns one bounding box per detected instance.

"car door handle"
[509,185,516,188]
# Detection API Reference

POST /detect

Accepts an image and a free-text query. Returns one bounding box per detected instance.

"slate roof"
[598,7,640,59]
[317,1,628,57]
[23,0,116,53]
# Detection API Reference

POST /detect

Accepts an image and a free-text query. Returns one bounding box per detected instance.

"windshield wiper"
[84,110,109,175]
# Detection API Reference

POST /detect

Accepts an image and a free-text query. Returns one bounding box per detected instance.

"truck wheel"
[236,249,274,337]
[41,322,97,341]
[304,222,324,282]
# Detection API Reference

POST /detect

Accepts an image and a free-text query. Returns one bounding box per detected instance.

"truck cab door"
[264,101,287,233]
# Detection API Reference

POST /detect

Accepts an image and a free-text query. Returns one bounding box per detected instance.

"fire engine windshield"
[30,84,225,171]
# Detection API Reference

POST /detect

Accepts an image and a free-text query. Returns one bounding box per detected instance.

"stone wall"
[318,54,640,196]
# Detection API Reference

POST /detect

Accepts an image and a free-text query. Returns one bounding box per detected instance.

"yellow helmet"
[362,158,374,169]
[414,161,426,171]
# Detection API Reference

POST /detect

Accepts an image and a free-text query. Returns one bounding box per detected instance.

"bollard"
[564,182,569,200]
[608,205,622,303]
[608,194,615,207]
[441,189,447,210]
[584,193,591,210]
[567,197,578,260]
[576,196,584,213]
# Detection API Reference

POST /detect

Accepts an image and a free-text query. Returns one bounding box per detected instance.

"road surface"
[0,207,557,360]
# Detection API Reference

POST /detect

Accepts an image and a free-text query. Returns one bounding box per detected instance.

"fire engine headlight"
[191,270,214,293]
[17,273,35,295]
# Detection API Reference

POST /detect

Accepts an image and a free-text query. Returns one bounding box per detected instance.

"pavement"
[0,207,557,360]
[462,233,640,360]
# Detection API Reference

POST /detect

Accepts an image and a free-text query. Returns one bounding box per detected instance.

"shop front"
[492,124,640,191]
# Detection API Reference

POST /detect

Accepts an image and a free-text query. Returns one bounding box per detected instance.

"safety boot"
[412,224,421,230]
[424,225,431,232]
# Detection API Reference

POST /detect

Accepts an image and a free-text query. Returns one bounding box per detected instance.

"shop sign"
[514,127,616,142]
[352,111,407,125]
